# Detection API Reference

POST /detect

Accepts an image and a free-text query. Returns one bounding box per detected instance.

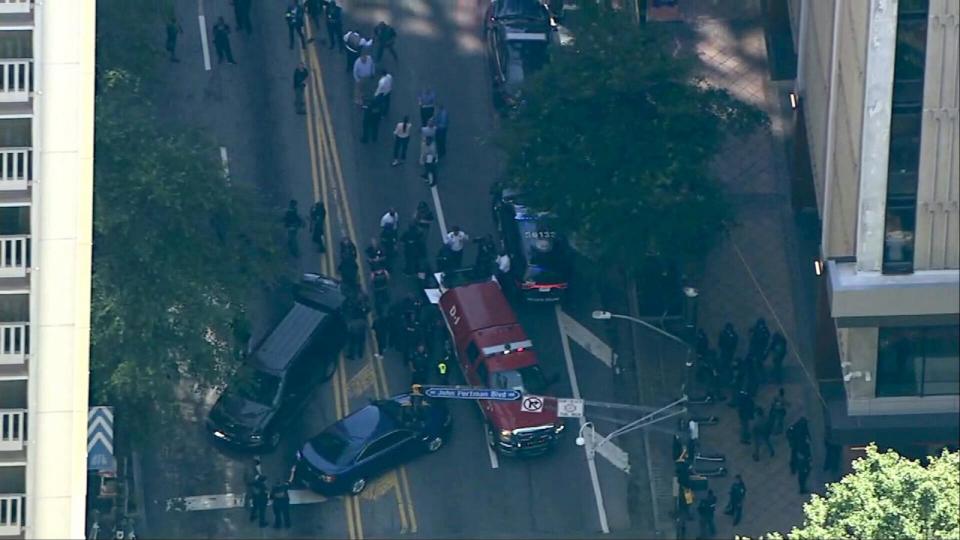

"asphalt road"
[136,1,649,538]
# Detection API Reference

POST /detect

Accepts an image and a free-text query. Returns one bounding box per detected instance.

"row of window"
[876,325,960,397]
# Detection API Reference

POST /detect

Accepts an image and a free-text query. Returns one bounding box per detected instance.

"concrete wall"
[25,0,95,538]
[914,0,960,270]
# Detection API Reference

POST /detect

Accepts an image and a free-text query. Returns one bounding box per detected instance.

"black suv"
[207,274,347,451]
[484,0,552,112]
[492,186,571,301]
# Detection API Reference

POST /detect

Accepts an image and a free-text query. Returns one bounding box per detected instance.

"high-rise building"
[0,0,95,538]
[789,0,959,458]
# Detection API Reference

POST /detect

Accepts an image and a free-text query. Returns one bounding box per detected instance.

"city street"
[135,1,649,538]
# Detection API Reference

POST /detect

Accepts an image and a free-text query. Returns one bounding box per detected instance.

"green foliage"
[92,1,287,441]
[497,10,766,272]
[768,445,960,540]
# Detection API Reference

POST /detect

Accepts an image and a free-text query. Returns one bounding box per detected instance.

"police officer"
[293,62,309,115]
[282,200,304,257]
[212,17,237,65]
[325,0,344,51]
[409,343,429,386]
[271,480,291,528]
[436,340,453,385]
[249,475,268,528]
[285,2,307,50]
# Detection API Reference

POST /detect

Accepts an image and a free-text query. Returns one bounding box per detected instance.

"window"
[233,365,281,406]
[876,326,960,397]
[883,0,928,274]
[358,431,410,461]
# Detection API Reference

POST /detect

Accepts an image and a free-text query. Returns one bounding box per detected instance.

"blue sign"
[424,386,521,401]
[87,406,116,472]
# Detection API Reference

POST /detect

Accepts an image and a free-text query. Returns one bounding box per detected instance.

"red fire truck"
[429,271,565,456]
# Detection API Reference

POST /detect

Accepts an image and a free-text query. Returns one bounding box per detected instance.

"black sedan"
[292,394,451,496]
[492,186,572,301]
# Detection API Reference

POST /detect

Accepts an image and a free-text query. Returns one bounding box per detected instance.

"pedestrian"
[293,62,309,115]
[767,331,787,384]
[495,249,511,285]
[380,208,399,233]
[768,387,788,434]
[409,342,430,386]
[413,201,434,232]
[718,322,738,366]
[436,339,453,385]
[353,50,376,104]
[697,489,717,539]
[735,389,754,444]
[282,199,304,257]
[373,21,398,63]
[787,417,812,474]
[326,0,344,51]
[420,118,437,142]
[752,409,774,461]
[401,225,425,275]
[212,17,237,64]
[344,30,372,75]
[339,238,359,287]
[748,317,771,360]
[371,268,391,314]
[372,314,392,357]
[434,104,449,158]
[380,221,398,268]
[418,87,436,125]
[374,69,393,117]
[233,0,253,34]
[285,2,307,50]
[249,475,269,527]
[724,475,746,526]
[346,299,369,360]
[309,201,326,252]
[270,480,291,529]
[444,226,469,268]
[365,237,386,270]
[360,98,382,143]
[400,309,422,361]
[796,447,812,493]
[165,16,183,62]
[420,136,439,186]
[391,115,412,166]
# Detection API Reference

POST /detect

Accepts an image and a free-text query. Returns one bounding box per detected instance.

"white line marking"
[430,185,448,240]
[219,146,231,184]
[483,422,500,469]
[198,15,212,71]
[558,309,614,368]
[555,304,610,534]
[581,424,630,474]
[166,490,326,512]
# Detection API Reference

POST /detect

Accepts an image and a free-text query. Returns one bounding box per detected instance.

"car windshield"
[489,365,548,394]
[308,431,350,464]
[233,365,281,407]
[494,0,548,21]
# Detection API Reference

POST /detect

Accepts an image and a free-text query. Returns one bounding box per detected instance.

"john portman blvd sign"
[424,386,521,401]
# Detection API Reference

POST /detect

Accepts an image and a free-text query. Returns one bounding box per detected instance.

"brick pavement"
[627,1,830,538]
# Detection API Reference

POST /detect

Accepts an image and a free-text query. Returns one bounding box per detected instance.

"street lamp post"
[575,396,688,463]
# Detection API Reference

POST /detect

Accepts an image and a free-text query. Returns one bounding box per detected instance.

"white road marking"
[580,423,630,474]
[198,15,211,71]
[219,146,231,184]
[430,185,448,240]
[482,423,500,469]
[166,490,326,512]
[558,309,615,368]
[555,304,610,534]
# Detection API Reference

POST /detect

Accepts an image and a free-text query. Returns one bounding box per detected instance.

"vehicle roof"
[471,325,531,351]
[251,302,327,374]
[442,281,518,332]
[485,349,540,372]
[296,274,346,312]
[492,0,549,19]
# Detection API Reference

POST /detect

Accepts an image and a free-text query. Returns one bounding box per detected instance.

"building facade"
[0,0,95,538]
[789,0,959,457]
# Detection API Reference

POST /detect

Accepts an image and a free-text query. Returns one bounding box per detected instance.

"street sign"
[424,386,521,401]
[521,395,545,413]
[557,398,584,418]
[87,406,116,472]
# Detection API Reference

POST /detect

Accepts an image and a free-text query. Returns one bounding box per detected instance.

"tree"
[768,445,960,539]
[91,0,288,441]
[496,11,766,274]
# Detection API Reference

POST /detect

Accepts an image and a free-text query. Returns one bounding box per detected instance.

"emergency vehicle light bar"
[481,340,534,356]
[505,32,548,41]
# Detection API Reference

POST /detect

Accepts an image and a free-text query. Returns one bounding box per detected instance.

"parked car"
[492,186,572,301]
[484,0,552,112]
[292,393,451,495]
[206,274,347,451]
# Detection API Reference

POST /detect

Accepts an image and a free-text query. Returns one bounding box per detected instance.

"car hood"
[489,399,558,430]
[209,391,273,432]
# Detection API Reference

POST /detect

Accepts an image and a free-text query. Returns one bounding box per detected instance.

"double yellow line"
[299,22,418,539]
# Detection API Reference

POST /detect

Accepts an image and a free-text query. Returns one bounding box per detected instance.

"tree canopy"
[769,445,960,540]
[91,0,287,440]
[496,10,766,272]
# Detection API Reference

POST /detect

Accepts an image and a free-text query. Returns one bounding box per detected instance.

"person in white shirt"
[342,30,372,74]
[495,250,512,292]
[352,51,376,105]
[444,226,469,267]
[374,69,393,116]
[392,115,412,166]
[380,208,399,232]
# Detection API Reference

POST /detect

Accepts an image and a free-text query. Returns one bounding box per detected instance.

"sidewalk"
[623,1,828,538]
